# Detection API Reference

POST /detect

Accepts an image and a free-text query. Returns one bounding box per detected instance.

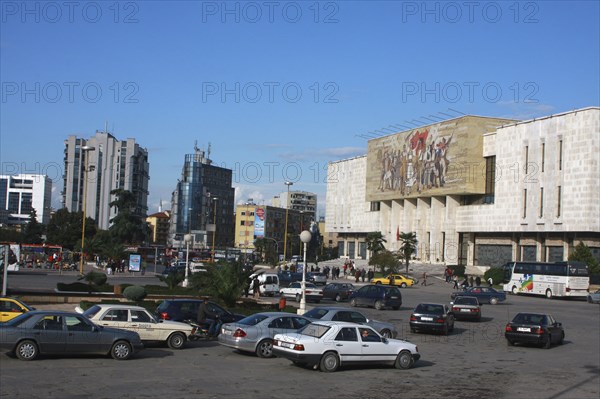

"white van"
[248,272,280,297]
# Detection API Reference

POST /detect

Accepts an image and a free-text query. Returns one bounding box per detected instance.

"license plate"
[280,342,295,349]
[421,317,433,321]
[390,296,398,299]
[460,309,470,312]
[223,330,232,335]
[517,327,531,332]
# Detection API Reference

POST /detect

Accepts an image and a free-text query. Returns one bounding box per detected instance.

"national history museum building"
[325,107,599,271]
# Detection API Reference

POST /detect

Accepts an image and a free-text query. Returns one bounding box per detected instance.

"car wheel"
[15,340,38,361]
[350,298,357,307]
[506,339,515,346]
[111,340,133,360]
[490,297,499,305]
[167,332,186,349]
[394,350,414,369]
[375,281,382,285]
[295,294,301,303]
[511,286,518,295]
[319,352,340,372]
[374,300,384,310]
[544,335,552,349]
[545,289,553,299]
[400,283,407,288]
[256,339,274,358]
[558,331,565,345]
[380,329,392,338]
[335,294,342,302]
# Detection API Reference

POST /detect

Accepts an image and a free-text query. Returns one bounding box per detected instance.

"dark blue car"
[450,286,506,305]
[349,285,402,310]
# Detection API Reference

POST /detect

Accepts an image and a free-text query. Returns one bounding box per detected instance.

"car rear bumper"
[410,321,447,332]
[272,347,322,365]
[505,332,545,345]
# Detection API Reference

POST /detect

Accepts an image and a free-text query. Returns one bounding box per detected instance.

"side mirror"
[382,337,388,343]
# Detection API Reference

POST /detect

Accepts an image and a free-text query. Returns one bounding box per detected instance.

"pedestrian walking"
[421,272,428,286]
[452,275,459,289]
[252,276,261,299]
[487,277,493,287]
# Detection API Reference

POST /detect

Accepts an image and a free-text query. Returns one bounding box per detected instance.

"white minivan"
[248,272,280,297]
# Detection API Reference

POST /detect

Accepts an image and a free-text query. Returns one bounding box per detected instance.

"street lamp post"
[283,181,293,263]
[298,230,312,315]
[182,234,192,287]
[211,197,218,263]
[79,145,95,276]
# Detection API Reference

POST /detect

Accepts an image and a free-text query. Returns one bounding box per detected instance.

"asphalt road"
[1,276,599,399]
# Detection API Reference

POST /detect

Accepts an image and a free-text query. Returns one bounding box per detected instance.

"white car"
[280,282,323,303]
[190,262,207,273]
[77,304,195,349]
[273,321,420,372]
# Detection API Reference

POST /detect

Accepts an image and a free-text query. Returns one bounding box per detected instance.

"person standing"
[421,272,428,286]
[252,276,261,299]
[487,277,494,287]
[452,274,459,289]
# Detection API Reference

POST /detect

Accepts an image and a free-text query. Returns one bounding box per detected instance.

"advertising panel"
[128,253,142,272]
[254,207,265,238]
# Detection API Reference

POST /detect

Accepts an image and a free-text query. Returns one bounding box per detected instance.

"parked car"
[450,286,506,305]
[349,285,402,310]
[280,282,323,303]
[306,272,327,285]
[0,297,35,323]
[78,304,194,349]
[303,306,398,338]
[0,311,143,360]
[409,303,455,335]
[371,274,416,287]
[189,263,207,273]
[505,312,565,348]
[277,271,303,287]
[273,321,420,372]
[155,299,244,323]
[248,272,280,297]
[450,296,482,322]
[321,283,356,302]
[587,289,600,304]
[161,264,186,276]
[218,312,312,358]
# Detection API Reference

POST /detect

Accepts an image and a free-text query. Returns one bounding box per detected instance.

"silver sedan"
[218,312,312,358]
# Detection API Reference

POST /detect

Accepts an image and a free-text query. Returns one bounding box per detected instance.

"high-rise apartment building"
[0,174,52,225]
[273,190,317,222]
[169,145,234,250]
[62,131,149,230]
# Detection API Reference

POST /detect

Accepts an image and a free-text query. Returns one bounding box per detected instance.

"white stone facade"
[326,108,600,267]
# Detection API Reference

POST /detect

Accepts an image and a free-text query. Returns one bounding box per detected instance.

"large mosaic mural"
[366,117,513,201]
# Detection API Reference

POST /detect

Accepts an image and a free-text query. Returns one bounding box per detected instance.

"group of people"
[449,273,493,289]
[354,268,375,283]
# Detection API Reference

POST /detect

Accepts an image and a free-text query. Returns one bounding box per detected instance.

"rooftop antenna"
[105,121,108,134]
[207,142,212,160]
[194,140,199,154]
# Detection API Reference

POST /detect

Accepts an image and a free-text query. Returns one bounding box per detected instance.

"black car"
[277,271,303,287]
[410,303,455,335]
[155,299,244,323]
[450,286,506,305]
[161,264,187,276]
[505,312,565,348]
[0,311,143,361]
[322,283,356,302]
[349,285,402,310]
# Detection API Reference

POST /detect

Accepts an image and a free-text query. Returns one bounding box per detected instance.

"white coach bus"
[502,261,589,299]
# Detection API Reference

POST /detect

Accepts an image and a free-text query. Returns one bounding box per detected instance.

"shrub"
[122,285,147,302]
[484,267,504,285]
[450,264,466,277]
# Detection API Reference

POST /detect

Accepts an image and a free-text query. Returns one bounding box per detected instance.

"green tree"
[156,272,185,290]
[22,209,44,244]
[398,232,418,275]
[190,262,252,307]
[569,241,600,274]
[0,227,22,243]
[109,189,148,245]
[366,232,387,256]
[368,250,400,274]
[78,270,108,293]
[46,209,96,250]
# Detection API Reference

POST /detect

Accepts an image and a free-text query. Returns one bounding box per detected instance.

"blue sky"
[1,1,599,218]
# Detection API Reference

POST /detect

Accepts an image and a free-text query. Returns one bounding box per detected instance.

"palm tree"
[366,232,387,257]
[399,232,417,275]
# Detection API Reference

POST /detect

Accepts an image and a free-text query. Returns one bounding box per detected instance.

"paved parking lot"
[2,276,599,399]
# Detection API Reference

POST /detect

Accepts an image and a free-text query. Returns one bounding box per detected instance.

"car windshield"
[237,314,269,326]
[384,287,401,296]
[415,304,444,314]
[303,308,329,319]
[512,313,547,325]
[82,305,102,318]
[454,297,478,305]
[2,312,34,326]
[298,323,330,338]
